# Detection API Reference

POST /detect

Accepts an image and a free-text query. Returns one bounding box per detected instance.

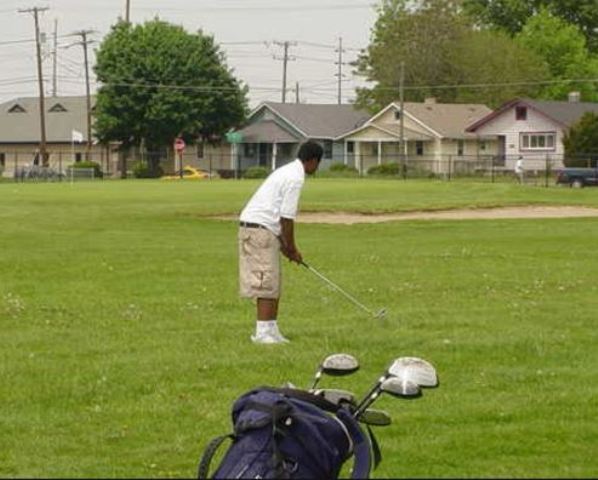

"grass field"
[1,179,597,478]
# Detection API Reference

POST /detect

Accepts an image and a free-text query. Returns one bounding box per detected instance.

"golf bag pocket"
[197,387,372,479]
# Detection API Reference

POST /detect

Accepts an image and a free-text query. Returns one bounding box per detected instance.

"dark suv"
[556,167,598,188]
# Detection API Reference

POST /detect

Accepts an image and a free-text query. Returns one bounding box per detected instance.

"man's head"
[297,141,323,175]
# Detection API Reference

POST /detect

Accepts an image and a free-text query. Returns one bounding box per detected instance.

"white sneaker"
[251,331,290,344]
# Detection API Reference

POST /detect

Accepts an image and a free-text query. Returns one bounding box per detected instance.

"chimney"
[568,91,581,103]
[424,97,437,104]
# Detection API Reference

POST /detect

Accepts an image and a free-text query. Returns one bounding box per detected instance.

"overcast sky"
[0,0,378,108]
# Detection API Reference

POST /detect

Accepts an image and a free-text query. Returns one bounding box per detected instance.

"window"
[515,106,527,121]
[415,141,424,156]
[49,103,67,113]
[244,143,256,157]
[457,140,464,156]
[0,153,5,167]
[75,152,82,162]
[8,104,25,113]
[520,132,556,151]
[323,140,333,159]
[347,141,354,154]
[479,141,486,151]
[394,110,401,120]
[196,142,204,159]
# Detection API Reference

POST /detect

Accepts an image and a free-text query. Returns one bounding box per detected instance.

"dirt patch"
[294,206,598,224]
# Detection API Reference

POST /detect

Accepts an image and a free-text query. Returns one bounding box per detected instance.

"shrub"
[132,161,163,178]
[243,166,269,179]
[367,162,400,176]
[70,160,103,178]
[329,162,358,173]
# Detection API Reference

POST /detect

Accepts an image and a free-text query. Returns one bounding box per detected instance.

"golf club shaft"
[301,261,377,317]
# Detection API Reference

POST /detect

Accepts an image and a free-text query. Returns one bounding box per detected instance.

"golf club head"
[388,357,438,388]
[321,353,360,376]
[359,408,392,426]
[312,388,356,406]
[380,376,422,398]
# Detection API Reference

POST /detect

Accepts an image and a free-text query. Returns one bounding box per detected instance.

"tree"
[94,19,248,175]
[354,0,549,111]
[463,0,598,53]
[516,9,598,101]
[563,112,598,167]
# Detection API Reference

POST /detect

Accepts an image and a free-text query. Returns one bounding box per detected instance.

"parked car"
[161,166,211,180]
[555,167,598,188]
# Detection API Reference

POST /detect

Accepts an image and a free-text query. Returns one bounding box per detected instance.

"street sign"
[225,131,243,144]
[174,137,186,152]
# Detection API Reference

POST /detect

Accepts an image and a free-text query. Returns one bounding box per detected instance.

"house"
[337,98,495,174]
[0,95,118,177]
[229,102,371,172]
[466,94,598,171]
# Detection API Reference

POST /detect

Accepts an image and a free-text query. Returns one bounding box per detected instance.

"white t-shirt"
[240,159,305,236]
[515,159,523,173]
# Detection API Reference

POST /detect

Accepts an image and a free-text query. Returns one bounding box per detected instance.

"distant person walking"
[515,156,524,184]
[238,140,323,344]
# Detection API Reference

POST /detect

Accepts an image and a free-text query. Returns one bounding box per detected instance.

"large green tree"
[354,0,548,111]
[563,112,598,167]
[463,0,598,53]
[94,19,247,173]
[515,9,598,101]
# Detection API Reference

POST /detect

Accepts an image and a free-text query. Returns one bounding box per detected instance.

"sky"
[0,0,379,109]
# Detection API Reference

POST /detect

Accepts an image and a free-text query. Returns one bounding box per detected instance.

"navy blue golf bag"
[197,387,377,479]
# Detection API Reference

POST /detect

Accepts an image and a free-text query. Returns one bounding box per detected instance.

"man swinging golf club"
[239,140,323,344]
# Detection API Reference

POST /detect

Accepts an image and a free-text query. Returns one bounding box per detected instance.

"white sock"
[256,320,277,336]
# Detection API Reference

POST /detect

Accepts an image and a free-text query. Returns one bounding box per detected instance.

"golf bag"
[197,387,375,479]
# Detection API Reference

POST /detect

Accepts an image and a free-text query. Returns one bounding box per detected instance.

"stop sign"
[174,137,186,152]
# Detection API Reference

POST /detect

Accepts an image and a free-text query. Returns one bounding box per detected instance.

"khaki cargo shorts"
[239,226,281,299]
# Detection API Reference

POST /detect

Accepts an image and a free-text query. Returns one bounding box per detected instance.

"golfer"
[239,140,323,344]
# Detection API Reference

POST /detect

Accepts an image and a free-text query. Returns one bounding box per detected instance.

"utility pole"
[52,18,58,97]
[399,61,406,176]
[273,41,296,103]
[71,30,95,160]
[335,37,345,105]
[125,0,131,23]
[19,6,49,166]
[295,81,300,103]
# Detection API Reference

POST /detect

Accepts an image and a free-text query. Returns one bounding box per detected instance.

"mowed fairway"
[1,179,597,478]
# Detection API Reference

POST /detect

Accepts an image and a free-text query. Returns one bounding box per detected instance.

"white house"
[466,95,598,171]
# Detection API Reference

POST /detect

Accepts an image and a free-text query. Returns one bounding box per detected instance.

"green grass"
[1,179,597,478]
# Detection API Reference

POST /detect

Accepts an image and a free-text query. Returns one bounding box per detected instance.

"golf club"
[300,261,387,320]
[358,408,392,426]
[353,356,438,414]
[312,388,356,406]
[309,353,360,390]
[354,376,421,418]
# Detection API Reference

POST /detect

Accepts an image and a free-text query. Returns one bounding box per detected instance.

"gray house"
[230,102,370,171]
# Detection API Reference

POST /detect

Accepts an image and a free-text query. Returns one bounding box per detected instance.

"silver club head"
[388,357,438,388]
[313,388,356,406]
[359,409,392,426]
[321,353,360,376]
[380,376,422,398]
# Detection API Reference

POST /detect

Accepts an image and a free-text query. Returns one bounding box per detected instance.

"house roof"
[236,120,300,143]
[255,102,371,140]
[396,101,493,138]
[466,98,598,132]
[338,121,433,141]
[0,95,93,143]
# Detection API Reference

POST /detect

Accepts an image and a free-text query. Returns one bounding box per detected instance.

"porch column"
[377,140,382,165]
[343,140,348,165]
[272,143,277,171]
[355,141,361,174]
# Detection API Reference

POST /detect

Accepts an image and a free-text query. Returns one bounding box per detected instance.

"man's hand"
[281,244,303,264]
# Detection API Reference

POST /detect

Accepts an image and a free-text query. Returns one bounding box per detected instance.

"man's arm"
[279,217,302,264]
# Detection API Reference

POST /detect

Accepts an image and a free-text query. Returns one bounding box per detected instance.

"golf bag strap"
[366,424,382,469]
[336,409,372,479]
[197,434,233,479]
[265,386,342,413]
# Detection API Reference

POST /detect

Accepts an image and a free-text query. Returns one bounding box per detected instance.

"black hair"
[297,140,323,163]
